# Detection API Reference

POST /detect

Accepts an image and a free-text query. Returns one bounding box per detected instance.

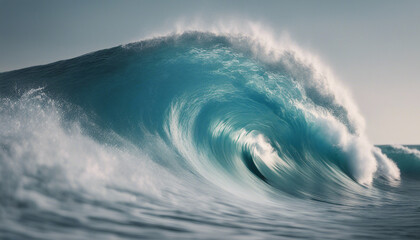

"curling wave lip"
[0,30,417,240]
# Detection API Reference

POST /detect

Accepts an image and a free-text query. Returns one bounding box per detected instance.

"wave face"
[0,32,419,239]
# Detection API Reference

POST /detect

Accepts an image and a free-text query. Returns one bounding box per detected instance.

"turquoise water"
[0,32,419,239]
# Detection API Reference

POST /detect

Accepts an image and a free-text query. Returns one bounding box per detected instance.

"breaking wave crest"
[0,31,401,200]
[1,30,418,239]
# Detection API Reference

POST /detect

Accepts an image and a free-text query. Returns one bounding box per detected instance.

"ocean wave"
[0,30,417,239]
[0,31,401,199]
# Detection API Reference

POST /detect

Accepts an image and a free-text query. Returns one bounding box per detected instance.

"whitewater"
[0,29,419,239]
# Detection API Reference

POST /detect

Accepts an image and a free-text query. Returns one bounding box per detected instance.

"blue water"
[0,32,419,239]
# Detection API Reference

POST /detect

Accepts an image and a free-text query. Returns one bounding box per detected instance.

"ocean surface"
[0,31,419,239]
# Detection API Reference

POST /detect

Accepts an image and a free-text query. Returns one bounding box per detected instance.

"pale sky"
[0,0,419,144]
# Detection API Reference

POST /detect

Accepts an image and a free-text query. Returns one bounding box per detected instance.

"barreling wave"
[2,28,420,239]
[0,30,401,202]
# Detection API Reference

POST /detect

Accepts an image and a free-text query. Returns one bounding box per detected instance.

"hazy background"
[0,0,419,144]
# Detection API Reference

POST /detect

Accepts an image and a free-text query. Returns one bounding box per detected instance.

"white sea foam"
[392,144,420,158]
[0,89,179,206]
